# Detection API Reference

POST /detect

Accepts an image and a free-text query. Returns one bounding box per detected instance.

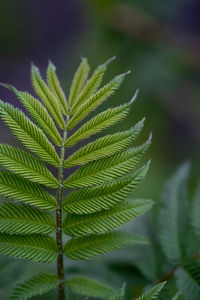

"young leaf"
[191,182,200,238]
[108,284,126,300]
[175,262,200,300]
[68,57,90,108]
[67,71,129,130]
[16,91,62,146]
[135,282,166,300]
[0,144,58,188]
[64,120,145,167]
[65,103,131,148]
[64,142,151,188]
[64,231,147,260]
[62,162,150,214]
[70,56,115,114]
[65,275,114,299]
[0,172,57,210]
[159,163,190,264]
[31,64,65,129]
[0,233,57,263]
[0,101,60,166]
[47,61,68,115]
[63,199,153,237]
[0,203,56,235]
[10,273,59,300]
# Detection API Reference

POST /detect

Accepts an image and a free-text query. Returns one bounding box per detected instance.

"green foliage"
[66,275,114,298]
[0,58,150,299]
[10,273,59,300]
[134,282,166,300]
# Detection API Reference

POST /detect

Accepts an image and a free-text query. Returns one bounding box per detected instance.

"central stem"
[56,116,69,300]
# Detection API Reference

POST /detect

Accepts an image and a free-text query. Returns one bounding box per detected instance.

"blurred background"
[0,0,200,299]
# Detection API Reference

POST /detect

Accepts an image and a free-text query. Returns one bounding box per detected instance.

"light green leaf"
[0,203,56,235]
[135,282,166,300]
[63,162,150,214]
[0,144,58,188]
[64,140,151,188]
[108,284,126,300]
[31,64,65,129]
[67,71,129,130]
[63,199,153,237]
[68,57,90,108]
[66,275,114,299]
[0,171,57,210]
[47,61,68,114]
[0,100,60,166]
[65,103,130,148]
[70,56,115,114]
[64,231,147,260]
[10,273,59,300]
[64,120,145,168]
[0,233,57,263]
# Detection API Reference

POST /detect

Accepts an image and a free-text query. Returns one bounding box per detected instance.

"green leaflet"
[47,61,68,115]
[0,233,57,263]
[65,103,130,148]
[108,284,126,300]
[70,56,115,114]
[0,203,56,235]
[67,71,129,130]
[31,64,65,129]
[16,91,62,146]
[65,275,114,299]
[64,231,147,260]
[64,119,145,168]
[175,262,200,300]
[10,273,59,300]
[0,144,58,188]
[135,282,166,300]
[0,100,60,166]
[0,171,57,210]
[159,163,190,264]
[62,162,150,214]
[64,139,151,188]
[68,57,90,108]
[63,199,153,237]
[191,182,200,238]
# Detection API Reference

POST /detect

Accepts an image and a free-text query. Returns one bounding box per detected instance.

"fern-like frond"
[108,284,126,300]
[65,103,131,148]
[67,72,129,130]
[159,163,190,264]
[64,231,147,260]
[47,61,68,115]
[63,162,150,214]
[0,100,60,166]
[0,203,56,235]
[191,182,200,238]
[10,273,59,300]
[64,140,151,188]
[64,120,145,167]
[70,57,115,114]
[65,275,114,299]
[0,233,57,262]
[63,199,153,237]
[0,144,58,188]
[175,262,200,300]
[0,172,57,210]
[31,64,65,129]
[135,282,166,300]
[68,57,90,108]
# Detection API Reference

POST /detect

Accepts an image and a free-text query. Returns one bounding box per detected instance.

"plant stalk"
[56,117,69,300]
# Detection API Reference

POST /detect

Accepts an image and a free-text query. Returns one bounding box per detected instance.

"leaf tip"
[130,89,139,104]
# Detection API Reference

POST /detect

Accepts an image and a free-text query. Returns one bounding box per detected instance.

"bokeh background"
[0,0,200,299]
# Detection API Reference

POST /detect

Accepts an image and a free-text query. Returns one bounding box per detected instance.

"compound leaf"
[135,282,166,300]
